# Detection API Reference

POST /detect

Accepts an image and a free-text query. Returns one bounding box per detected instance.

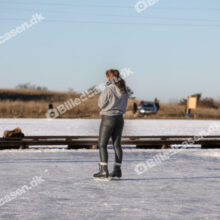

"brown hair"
[106,69,127,93]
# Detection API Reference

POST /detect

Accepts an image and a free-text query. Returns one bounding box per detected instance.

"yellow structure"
[187,96,198,118]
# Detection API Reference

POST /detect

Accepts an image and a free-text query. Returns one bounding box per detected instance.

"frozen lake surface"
[0,119,220,219]
[0,119,220,136]
[0,149,220,220]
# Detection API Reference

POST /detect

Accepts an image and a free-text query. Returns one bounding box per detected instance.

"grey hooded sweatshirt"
[98,82,129,116]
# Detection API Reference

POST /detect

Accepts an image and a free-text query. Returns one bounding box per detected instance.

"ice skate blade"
[93,177,111,182]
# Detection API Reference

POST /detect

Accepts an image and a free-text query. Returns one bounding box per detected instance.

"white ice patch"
[199,151,220,158]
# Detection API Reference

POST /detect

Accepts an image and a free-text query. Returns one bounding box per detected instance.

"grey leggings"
[98,115,124,164]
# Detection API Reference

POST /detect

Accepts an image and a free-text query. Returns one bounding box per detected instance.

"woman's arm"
[98,87,111,109]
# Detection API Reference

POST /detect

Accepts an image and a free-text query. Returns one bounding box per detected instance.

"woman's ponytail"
[106,69,127,93]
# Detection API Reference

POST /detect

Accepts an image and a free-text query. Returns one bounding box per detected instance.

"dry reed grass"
[0,89,219,119]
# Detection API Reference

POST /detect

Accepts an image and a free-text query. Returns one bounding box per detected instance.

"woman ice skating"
[93,69,129,180]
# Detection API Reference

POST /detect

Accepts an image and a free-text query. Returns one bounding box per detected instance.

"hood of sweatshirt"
[106,81,127,99]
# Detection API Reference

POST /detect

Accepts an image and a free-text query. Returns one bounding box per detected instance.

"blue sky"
[0,0,220,102]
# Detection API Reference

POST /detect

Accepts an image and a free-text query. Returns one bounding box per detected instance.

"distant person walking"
[93,69,129,180]
[154,98,160,111]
